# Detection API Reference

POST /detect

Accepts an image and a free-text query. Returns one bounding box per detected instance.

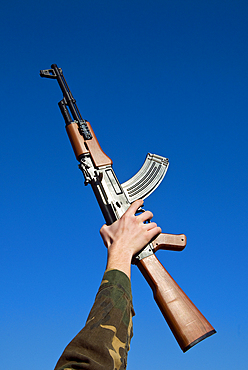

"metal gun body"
[78,152,169,261]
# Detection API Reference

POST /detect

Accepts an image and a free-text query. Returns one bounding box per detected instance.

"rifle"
[40,64,216,352]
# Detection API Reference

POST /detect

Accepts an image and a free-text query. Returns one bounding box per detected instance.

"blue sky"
[1,1,248,369]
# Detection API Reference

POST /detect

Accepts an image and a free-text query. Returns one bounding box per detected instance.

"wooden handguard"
[66,121,112,167]
[137,254,216,352]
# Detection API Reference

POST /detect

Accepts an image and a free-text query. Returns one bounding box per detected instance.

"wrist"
[106,243,133,279]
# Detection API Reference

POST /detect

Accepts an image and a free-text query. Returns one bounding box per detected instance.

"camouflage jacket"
[54,269,134,370]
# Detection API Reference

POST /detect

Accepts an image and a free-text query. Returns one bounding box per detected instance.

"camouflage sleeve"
[54,269,135,370]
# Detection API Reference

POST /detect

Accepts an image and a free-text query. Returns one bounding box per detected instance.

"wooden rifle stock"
[137,253,216,352]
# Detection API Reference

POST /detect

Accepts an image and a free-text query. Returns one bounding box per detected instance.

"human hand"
[100,199,161,278]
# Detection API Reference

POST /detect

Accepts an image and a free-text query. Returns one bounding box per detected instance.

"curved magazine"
[121,153,169,202]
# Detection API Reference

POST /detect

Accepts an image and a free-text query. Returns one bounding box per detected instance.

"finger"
[137,210,153,223]
[99,224,112,248]
[99,224,107,238]
[147,225,162,239]
[126,199,144,216]
[144,221,158,231]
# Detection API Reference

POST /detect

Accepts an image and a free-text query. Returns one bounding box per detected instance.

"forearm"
[54,269,134,370]
[54,200,160,369]
[106,244,133,279]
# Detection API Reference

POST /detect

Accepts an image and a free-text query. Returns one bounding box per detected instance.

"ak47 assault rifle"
[40,64,216,352]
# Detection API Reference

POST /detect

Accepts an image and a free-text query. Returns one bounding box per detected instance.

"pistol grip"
[152,233,187,253]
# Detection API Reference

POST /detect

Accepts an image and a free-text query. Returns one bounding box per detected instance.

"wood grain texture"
[137,254,216,351]
[152,233,187,252]
[84,121,113,167]
[66,121,112,167]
